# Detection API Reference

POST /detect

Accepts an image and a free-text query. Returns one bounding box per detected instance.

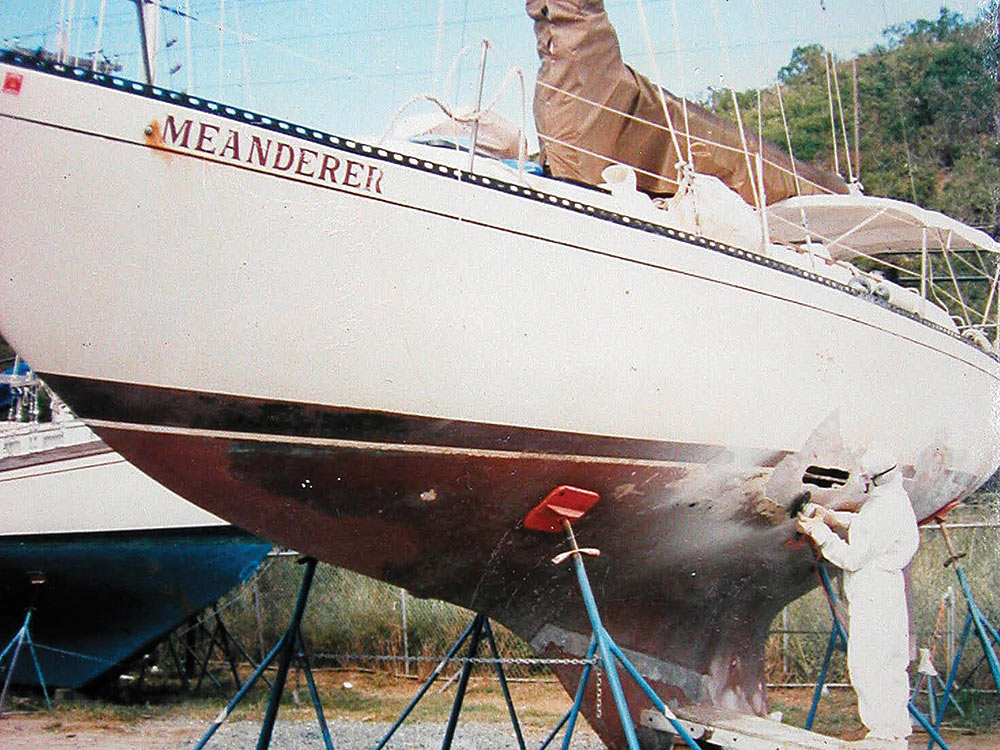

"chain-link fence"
[167,499,999,692]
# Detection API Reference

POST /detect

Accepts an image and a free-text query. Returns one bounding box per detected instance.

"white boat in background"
[0,365,271,688]
[0,0,997,744]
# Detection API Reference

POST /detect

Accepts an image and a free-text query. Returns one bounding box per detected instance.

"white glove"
[796,513,833,544]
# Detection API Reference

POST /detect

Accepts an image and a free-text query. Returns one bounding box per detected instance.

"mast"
[134,0,159,86]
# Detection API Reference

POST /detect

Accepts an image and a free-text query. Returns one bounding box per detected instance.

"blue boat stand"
[195,556,333,750]
[373,612,527,750]
[805,560,951,750]
[540,515,702,750]
[0,571,51,715]
[923,521,1000,750]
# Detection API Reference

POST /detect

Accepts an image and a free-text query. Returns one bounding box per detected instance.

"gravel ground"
[2,717,607,749]
[206,719,606,749]
[3,715,998,749]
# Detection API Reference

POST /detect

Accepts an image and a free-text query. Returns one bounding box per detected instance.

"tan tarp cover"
[417,110,526,161]
[527,0,848,204]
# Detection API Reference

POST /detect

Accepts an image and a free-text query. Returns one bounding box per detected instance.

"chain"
[312,653,599,666]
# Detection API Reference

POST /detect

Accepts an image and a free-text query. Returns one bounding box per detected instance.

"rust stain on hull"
[143,119,175,165]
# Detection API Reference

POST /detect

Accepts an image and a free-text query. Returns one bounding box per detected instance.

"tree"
[716,7,999,239]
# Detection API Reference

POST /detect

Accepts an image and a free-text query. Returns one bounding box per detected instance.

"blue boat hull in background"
[0,527,270,688]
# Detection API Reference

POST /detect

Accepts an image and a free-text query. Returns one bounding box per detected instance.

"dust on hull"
[44,379,861,711]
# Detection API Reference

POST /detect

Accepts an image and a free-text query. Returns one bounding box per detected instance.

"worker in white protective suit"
[796,447,920,750]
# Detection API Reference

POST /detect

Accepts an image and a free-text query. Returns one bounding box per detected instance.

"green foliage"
[720,6,999,239]
[0,336,12,362]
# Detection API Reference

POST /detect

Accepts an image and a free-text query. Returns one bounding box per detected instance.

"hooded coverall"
[804,472,919,743]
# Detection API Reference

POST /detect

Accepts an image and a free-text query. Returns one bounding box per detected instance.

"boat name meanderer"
[155,115,384,194]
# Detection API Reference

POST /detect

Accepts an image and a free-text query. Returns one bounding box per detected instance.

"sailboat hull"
[0,417,271,688]
[1,53,998,743]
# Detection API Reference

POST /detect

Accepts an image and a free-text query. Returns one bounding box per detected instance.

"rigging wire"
[830,53,855,184]
[823,51,841,178]
[232,0,251,106]
[217,0,225,100]
[774,83,801,196]
[669,0,693,166]
[432,0,447,97]
[880,0,918,203]
[852,59,861,186]
[531,78,835,196]
[749,0,802,197]
[185,0,193,92]
[709,0,764,216]
[66,0,76,63]
[634,0,685,174]
[91,0,107,71]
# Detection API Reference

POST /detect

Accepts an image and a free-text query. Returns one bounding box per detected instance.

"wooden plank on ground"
[640,704,852,750]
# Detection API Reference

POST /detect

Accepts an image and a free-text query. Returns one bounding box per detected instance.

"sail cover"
[768,194,1000,259]
[526,0,848,204]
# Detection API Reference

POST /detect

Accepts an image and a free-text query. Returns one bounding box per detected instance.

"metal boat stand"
[804,562,848,732]
[909,595,965,726]
[923,519,1000,750]
[805,561,950,750]
[374,611,526,750]
[0,571,50,715]
[524,486,701,750]
[195,556,333,750]
[166,604,266,694]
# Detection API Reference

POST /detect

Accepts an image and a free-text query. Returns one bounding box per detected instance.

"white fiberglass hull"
[0,417,226,536]
[0,415,271,688]
[1,53,997,743]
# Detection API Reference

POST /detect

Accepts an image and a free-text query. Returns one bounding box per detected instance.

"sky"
[0,0,993,142]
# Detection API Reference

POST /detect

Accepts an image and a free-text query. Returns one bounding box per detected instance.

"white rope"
[634,0,685,170]
[440,42,479,113]
[378,62,528,182]
[940,231,972,327]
